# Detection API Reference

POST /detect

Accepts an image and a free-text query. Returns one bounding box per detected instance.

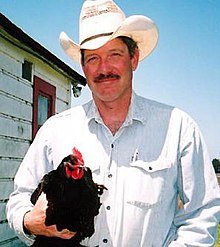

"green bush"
[215,224,220,247]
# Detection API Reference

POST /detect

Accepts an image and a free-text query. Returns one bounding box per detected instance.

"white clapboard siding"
[0,51,22,78]
[0,204,8,224]
[0,180,14,201]
[56,85,70,107]
[0,92,32,122]
[56,97,69,114]
[0,115,31,141]
[1,239,26,247]
[0,222,25,245]
[0,137,30,159]
[0,70,33,104]
[0,238,26,247]
[0,202,7,221]
[0,158,21,179]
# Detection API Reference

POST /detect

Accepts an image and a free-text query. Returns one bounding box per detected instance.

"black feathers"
[30,152,106,247]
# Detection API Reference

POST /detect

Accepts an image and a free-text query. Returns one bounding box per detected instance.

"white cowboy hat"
[60,0,159,63]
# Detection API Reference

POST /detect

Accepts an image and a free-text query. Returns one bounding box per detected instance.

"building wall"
[0,34,72,246]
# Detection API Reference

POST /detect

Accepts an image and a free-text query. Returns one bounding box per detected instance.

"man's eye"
[86,56,98,64]
[112,52,121,57]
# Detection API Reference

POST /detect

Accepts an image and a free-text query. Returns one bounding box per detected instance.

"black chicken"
[30,147,106,247]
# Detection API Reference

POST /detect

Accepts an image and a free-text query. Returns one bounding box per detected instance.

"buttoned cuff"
[13,206,36,246]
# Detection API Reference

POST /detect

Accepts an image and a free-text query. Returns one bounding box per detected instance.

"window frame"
[32,76,56,139]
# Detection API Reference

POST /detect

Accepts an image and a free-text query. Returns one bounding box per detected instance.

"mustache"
[94,73,120,83]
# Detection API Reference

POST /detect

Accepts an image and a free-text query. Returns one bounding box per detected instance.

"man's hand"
[23,193,76,239]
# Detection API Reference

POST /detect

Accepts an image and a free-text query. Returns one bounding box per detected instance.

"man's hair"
[81,36,138,65]
[119,36,138,58]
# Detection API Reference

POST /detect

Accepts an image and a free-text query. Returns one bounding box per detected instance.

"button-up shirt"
[6,92,220,246]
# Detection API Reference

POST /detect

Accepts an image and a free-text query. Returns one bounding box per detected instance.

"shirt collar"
[84,91,147,125]
[129,91,147,125]
[85,100,102,123]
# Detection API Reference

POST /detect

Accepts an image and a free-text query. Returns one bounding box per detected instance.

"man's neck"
[94,93,132,135]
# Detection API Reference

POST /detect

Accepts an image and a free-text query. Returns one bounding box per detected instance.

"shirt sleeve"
[169,115,220,246]
[6,121,53,246]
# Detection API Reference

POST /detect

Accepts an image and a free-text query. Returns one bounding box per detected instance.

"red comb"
[72,147,84,165]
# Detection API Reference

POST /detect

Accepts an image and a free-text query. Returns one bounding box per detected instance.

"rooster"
[30,147,106,247]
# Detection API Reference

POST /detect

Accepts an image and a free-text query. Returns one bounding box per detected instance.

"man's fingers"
[25,193,76,239]
[56,228,76,239]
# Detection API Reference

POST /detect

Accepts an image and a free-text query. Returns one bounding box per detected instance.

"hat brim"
[60,15,159,63]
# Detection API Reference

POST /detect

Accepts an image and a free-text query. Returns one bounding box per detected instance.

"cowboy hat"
[60,0,159,63]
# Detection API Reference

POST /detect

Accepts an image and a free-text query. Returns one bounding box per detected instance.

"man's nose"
[97,57,111,74]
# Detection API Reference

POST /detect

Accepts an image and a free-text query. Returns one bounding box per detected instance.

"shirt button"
[111,143,114,148]
[106,206,111,210]
[103,239,108,243]
[108,174,112,178]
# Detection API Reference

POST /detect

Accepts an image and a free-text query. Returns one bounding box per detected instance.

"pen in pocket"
[131,148,139,162]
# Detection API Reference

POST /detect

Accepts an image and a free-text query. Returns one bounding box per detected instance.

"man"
[7,0,220,246]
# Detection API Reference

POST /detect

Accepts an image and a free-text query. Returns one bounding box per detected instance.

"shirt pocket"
[126,157,172,209]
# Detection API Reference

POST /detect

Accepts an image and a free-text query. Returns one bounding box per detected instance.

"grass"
[215,224,220,247]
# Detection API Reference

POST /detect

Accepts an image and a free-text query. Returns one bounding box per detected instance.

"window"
[38,94,49,126]
[22,60,32,81]
[32,76,56,139]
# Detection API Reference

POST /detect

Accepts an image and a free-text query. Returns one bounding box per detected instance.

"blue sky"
[1,1,219,160]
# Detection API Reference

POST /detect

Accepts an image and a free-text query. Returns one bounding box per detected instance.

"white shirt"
[6,92,220,246]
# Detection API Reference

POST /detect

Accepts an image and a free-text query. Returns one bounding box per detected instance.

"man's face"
[82,38,139,104]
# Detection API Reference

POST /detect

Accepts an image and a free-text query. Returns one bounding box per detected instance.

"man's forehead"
[83,38,127,54]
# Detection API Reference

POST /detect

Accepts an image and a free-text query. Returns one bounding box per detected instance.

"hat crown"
[79,0,125,45]
[60,0,159,63]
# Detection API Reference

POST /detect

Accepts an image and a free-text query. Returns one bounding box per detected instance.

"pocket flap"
[130,157,172,173]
